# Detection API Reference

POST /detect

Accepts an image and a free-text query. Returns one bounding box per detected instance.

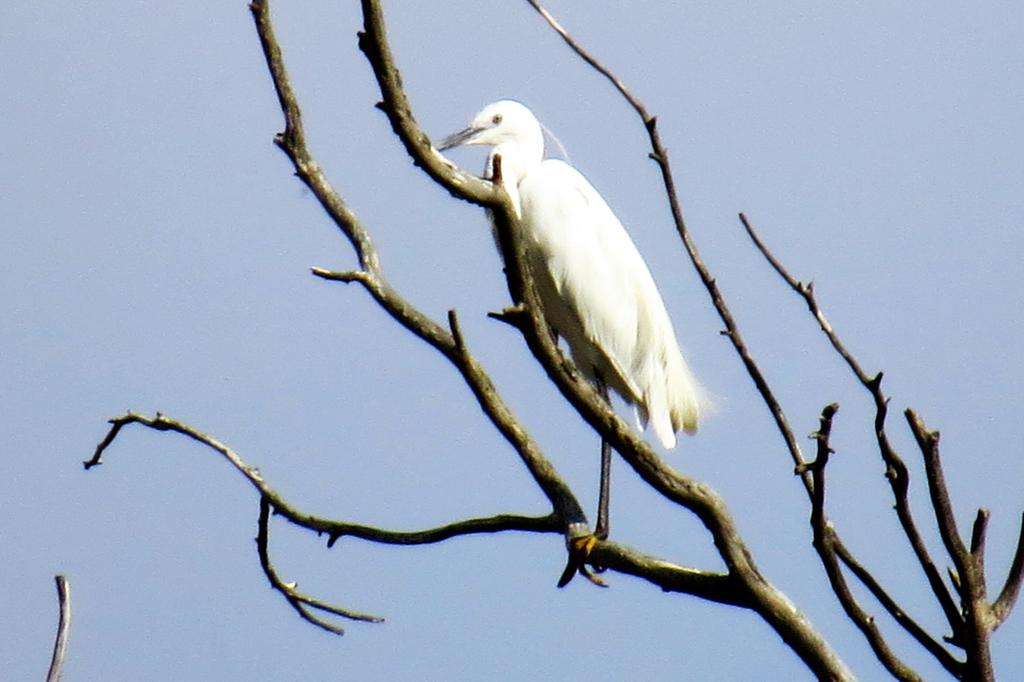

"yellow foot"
[557,534,607,588]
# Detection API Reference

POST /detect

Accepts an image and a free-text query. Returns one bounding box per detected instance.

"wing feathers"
[518,160,704,448]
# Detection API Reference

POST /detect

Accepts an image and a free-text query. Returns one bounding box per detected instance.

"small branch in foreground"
[46,575,71,682]
[257,496,383,634]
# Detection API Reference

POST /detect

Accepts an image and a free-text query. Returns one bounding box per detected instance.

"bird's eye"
[492,114,503,125]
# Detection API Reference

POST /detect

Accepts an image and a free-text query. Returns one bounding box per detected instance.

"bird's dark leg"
[595,377,612,541]
[556,376,614,588]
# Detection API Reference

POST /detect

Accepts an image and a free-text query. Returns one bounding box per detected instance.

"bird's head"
[438,100,542,151]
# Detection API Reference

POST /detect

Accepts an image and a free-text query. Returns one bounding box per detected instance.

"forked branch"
[806,405,947,680]
[739,200,1022,681]
[88,411,562,631]
[257,496,384,634]
[739,212,967,645]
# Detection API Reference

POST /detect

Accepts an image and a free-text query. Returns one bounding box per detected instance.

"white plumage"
[440,100,704,449]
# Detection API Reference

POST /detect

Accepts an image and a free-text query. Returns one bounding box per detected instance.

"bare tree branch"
[84,3,767,633]
[88,408,756,622]
[832,542,962,676]
[87,411,570,628]
[46,575,71,682]
[257,496,383,634]
[806,405,958,680]
[325,513,561,548]
[739,212,964,642]
[906,410,995,681]
[87,412,555,546]
[905,414,968,575]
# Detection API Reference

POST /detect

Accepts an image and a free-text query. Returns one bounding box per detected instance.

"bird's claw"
[557,534,607,588]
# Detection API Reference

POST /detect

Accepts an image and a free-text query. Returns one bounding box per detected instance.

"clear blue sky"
[3,1,1022,679]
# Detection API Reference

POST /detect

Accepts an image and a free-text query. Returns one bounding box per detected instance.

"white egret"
[440,100,705,539]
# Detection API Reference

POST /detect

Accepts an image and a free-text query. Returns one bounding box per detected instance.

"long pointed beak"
[438,125,481,151]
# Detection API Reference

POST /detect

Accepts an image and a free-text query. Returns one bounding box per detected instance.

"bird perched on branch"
[440,100,706,541]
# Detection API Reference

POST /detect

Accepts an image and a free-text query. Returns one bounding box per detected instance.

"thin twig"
[46,576,71,682]
[739,212,873,384]
[87,412,274,498]
[258,496,383,634]
[832,544,963,675]
[249,0,380,274]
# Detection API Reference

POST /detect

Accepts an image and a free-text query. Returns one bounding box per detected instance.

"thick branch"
[590,541,743,607]
[249,0,759,616]
[362,4,769,605]
[366,0,852,673]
